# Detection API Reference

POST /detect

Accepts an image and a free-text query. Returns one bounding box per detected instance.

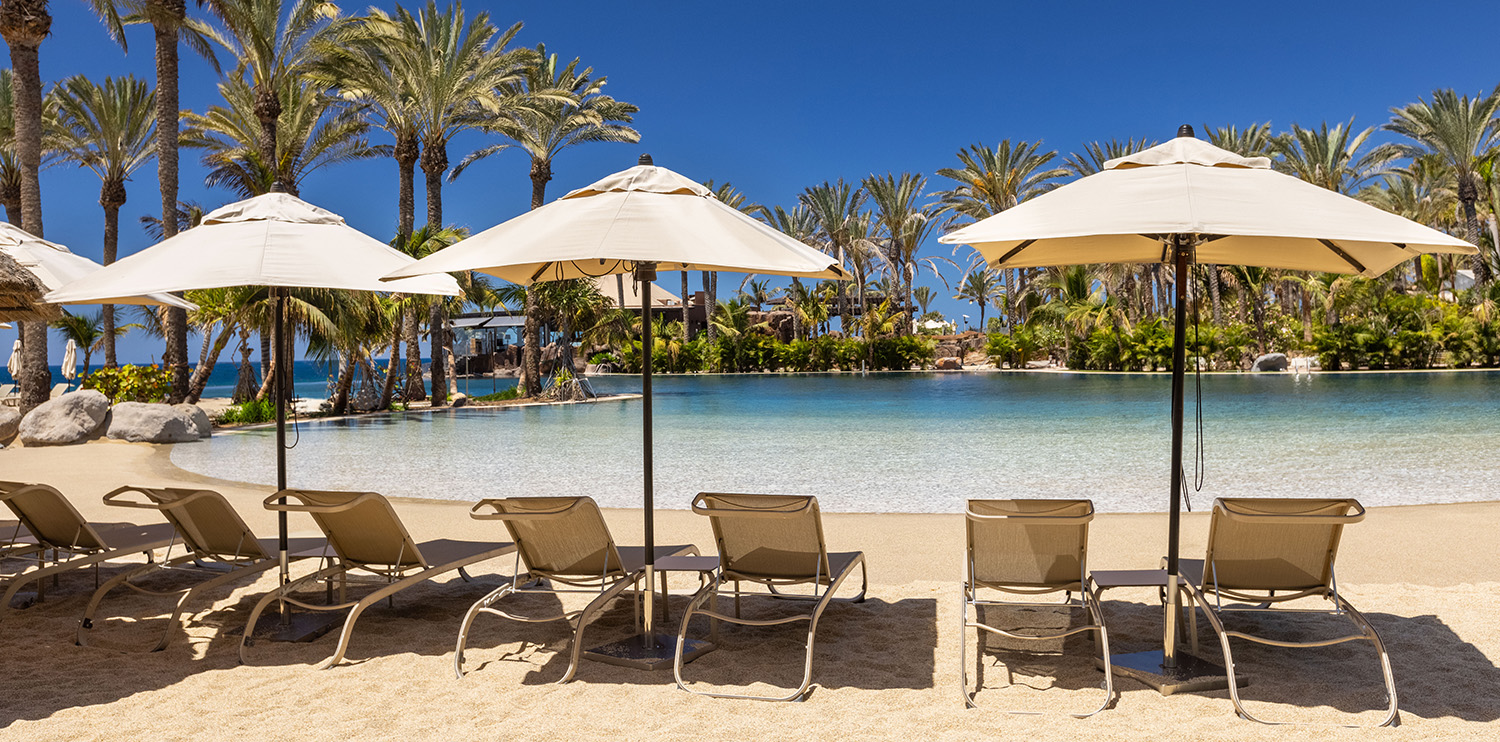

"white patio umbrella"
[941,126,1476,692]
[6,339,18,377]
[61,339,77,382]
[46,192,462,629]
[385,155,848,666]
[0,222,195,312]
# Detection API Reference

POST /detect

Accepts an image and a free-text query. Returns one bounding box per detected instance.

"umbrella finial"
[638,153,654,166]
[269,181,287,193]
[1177,124,1196,139]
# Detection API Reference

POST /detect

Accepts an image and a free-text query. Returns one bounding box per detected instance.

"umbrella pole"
[274,289,289,613]
[1110,235,1233,694]
[640,265,656,638]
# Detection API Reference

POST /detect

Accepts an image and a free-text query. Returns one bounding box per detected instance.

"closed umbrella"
[6,339,18,378]
[61,339,77,383]
[46,191,461,636]
[385,155,848,667]
[940,126,1476,691]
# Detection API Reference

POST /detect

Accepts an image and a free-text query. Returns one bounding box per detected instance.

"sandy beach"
[2,440,1497,740]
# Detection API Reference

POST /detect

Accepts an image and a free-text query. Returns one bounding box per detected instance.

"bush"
[474,387,521,402]
[217,397,275,424]
[588,352,620,366]
[868,336,935,370]
[82,364,173,403]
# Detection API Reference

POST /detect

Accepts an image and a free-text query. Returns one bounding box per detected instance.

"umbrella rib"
[1317,239,1367,274]
[993,239,1037,266]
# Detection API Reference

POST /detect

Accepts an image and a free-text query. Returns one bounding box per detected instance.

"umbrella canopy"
[0,250,57,322]
[6,339,18,377]
[45,193,460,303]
[940,135,1475,274]
[383,156,847,666]
[61,339,77,381]
[0,222,194,319]
[939,128,1477,693]
[383,163,848,284]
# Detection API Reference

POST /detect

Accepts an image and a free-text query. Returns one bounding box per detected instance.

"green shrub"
[217,398,276,424]
[588,352,620,366]
[82,364,173,403]
[474,387,520,402]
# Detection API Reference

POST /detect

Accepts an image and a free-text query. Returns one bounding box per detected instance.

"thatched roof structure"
[0,249,60,322]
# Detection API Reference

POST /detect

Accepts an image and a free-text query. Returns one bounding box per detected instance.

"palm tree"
[863,172,936,335]
[912,285,936,318]
[700,181,760,350]
[756,203,820,340]
[1272,119,1386,194]
[1063,137,1157,178]
[50,311,108,378]
[935,139,1065,328]
[953,262,1003,330]
[50,74,156,369]
[450,43,638,397]
[182,76,384,197]
[0,0,51,413]
[1381,87,1500,284]
[181,284,260,401]
[89,0,225,403]
[1205,122,1275,158]
[801,179,866,334]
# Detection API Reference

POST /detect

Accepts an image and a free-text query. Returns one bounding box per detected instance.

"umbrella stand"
[583,263,713,670]
[1109,235,1235,694]
[259,286,342,643]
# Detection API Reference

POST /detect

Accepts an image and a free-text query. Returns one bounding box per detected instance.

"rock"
[934,343,962,359]
[172,404,212,438]
[451,393,469,408]
[0,406,19,441]
[1252,352,1289,372]
[18,390,111,446]
[106,402,200,444]
[349,386,379,413]
[935,356,963,370]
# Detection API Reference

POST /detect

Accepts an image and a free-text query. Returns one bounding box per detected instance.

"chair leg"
[959,593,976,709]
[563,575,639,684]
[454,583,515,679]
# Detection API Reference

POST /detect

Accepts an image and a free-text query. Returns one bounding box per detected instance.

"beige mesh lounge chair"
[960,499,1114,716]
[77,486,326,652]
[454,496,698,682]
[48,383,70,399]
[674,493,867,702]
[0,481,176,623]
[1181,497,1398,727]
[238,489,515,670]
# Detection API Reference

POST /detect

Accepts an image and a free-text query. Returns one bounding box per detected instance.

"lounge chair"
[1181,497,1398,727]
[238,489,516,670]
[454,496,698,682]
[960,499,1114,716]
[77,486,327,652]
[0,383,16,407]
[674,493,867,701]
[48,383,70,399]
[0,481,177,623]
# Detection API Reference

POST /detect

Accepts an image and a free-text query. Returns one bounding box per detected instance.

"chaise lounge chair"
[238,489,516,670]
[77,486,327,652]
[674,493,867,702]
[0,481,177,623]
[960,499,1114,716]
[454,496,698,682]
[1181,497,1399,727]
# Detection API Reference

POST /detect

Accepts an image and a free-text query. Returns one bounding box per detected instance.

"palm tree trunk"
[253,81,282,192]
[330,351,354,415]
[150,17,190,402]
[1301,285,1314,344]
[421,142,448,405]
[403,310,424,400]
[378,308,402,410]
[395,133,417,244]
[704,271,718,347]
[520,160,551,397]
[186,323,236,403]
[4,12,48,414]
[1460,185,1492,285]
[101,195,121,368]
[260,333,271,381]
[1207,265,1223,326]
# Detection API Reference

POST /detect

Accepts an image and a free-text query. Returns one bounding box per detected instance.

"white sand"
[2,441,1497,739]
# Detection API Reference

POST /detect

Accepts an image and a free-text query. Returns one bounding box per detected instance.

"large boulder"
[934,356,963,370]
[106,402,200,444]
[18,390,111,446]
[450,393,469,408]
[1252,352,1289,372]
[172,403,212,438]
[0,406,19,442]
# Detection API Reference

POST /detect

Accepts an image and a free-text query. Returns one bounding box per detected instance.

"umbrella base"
[1105,650,1243,695]
[583,633,713,671]
[251,609,345,643]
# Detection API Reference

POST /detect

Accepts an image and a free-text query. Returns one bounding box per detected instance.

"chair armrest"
[469,498,585,521]
[103,486,218,511]
[691,492,814,518]
[263,489,383,514]
[1214,498,1365,524]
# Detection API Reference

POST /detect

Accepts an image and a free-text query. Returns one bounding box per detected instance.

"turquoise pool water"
[170,371,1500,513]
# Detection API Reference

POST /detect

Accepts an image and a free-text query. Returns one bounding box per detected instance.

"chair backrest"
[104,486,266,562]
[1204,497,1364,592]
[965,499,1094,590]
[49,384,69,398]
[0,481,107,551]
[693,493,829,581]
[268,490,424,570]
[473,497,623,579]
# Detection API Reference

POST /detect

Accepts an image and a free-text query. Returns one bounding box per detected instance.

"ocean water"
[0,359,433,401]
[168,371,1500,514]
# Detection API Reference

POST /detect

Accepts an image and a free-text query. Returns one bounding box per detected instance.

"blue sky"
[11,0,1500,364]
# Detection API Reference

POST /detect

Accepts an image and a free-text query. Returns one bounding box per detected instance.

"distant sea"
[0,359,466,401]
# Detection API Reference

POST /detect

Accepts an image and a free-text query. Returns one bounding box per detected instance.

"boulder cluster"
[2,390,212,447]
